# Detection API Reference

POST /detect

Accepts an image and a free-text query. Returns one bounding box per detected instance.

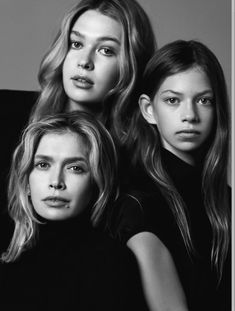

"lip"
[71,75,94,89]
[176,129,200,138]
[42,196,70,208]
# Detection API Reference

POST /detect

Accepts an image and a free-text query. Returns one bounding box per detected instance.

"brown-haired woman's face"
[140,67,214,165]
[63,9,122,113]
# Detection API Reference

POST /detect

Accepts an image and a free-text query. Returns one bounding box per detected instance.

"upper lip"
[71,74,93,84]
[42,196,69,202]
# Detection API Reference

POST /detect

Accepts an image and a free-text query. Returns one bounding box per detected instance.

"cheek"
[72,181,93,212]
[29,173,46,196]
[102,62,119,85]
[72,178,92,200]
[62,54,73,77]
[154,109,171,132]
[62,59,69,78]
[203,111,215,134]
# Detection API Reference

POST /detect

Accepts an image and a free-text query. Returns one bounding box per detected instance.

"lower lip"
[43,200,69,208]
[72,79,93,89]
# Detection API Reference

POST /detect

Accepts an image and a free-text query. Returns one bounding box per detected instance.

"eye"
[70,40,82,50]
[99,47,115,56]
[35,162,49,170]
[198,97,213,105]
[68,165,87,174]
[164,97,179,105]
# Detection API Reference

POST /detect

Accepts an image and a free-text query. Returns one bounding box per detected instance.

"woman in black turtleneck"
[111,41,231,311]
[0,112,148,311]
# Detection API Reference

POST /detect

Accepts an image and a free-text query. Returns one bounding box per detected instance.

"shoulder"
[79,228,149,311]
[78,228,141,282]
[107,192,155,244]
[81,226,129,256]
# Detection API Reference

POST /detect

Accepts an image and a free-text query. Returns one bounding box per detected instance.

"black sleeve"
[108,193,153,244]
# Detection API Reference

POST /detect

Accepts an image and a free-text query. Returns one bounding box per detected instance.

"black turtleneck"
[112,148,231,311]
[0,212,148,311]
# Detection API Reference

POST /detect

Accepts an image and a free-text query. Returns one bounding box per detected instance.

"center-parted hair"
[125,40,230,280]
[29,0,157,144]
[2,111,118,262]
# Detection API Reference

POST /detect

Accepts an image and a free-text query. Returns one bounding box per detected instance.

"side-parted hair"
[126,40,230,280]
[29,0,157,143]
[1,111,118,262]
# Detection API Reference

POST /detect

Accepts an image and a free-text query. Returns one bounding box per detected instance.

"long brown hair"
[125,40,230,280]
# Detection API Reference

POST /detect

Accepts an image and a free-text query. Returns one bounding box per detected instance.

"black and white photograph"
[0,0,233,310]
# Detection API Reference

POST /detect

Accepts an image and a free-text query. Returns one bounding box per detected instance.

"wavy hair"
[125,40,230,280]
[29,0,157,144]
[1,111,118,262]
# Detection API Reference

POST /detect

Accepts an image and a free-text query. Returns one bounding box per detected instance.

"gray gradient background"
[0,0,232,96]
[0,0,232,185]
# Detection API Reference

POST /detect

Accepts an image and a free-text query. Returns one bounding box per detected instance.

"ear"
[138,94,157,125]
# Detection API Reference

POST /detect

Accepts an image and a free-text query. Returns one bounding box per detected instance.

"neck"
[66,100,103,119]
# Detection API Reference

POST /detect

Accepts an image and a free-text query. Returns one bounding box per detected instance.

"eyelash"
[198,97,213,105]
[68,165,86,174]
[70,40,82,49]
[69,40,115,56]
[34,161,49,169]
[164,97,179,105]
[163,97,213,106]
[99,47,115,56]
[34,162,87,174]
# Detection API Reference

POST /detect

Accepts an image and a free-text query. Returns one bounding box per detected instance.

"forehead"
[158,67,212,93]
[72,9,122,40]
[35,131,88,157]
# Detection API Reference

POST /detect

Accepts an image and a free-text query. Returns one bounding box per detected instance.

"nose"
[49,168,66,190]
[78,49,94,70]
[181,102,199,123]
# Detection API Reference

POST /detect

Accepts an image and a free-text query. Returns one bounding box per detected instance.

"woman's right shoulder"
[108,191,154,244]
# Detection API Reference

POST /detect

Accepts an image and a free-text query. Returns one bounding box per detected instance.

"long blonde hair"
[29,0,157,144]
[1,111,118,263]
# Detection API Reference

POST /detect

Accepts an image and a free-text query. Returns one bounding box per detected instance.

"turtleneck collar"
[161,148,203,185]
[37,210,92,245]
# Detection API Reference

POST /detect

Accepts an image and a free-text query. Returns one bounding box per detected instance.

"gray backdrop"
[0,0,232,96]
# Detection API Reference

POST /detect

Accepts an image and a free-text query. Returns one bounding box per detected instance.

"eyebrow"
[70,30,121,45]
[160,89,213,96]
[34,155,88,164]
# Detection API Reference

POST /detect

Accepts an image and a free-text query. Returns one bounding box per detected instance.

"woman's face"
[29,131,93,221]
[140,67,215,165]
[63,9,122,113]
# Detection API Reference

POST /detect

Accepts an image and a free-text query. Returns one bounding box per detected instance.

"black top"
[111,148,231,311]
[0,213,148,311]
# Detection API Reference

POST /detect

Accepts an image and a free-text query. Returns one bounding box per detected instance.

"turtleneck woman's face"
[28,131,92,221]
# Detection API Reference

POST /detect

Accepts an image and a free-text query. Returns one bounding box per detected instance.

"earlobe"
[139,94,157,125]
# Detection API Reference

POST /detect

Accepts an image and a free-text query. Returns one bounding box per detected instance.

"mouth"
[42,196,70,208]
[176,129,200,138]
[71,75,94,89]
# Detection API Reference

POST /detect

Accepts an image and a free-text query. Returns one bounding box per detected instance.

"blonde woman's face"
[63,10,122,113]
[29,132,92,221]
